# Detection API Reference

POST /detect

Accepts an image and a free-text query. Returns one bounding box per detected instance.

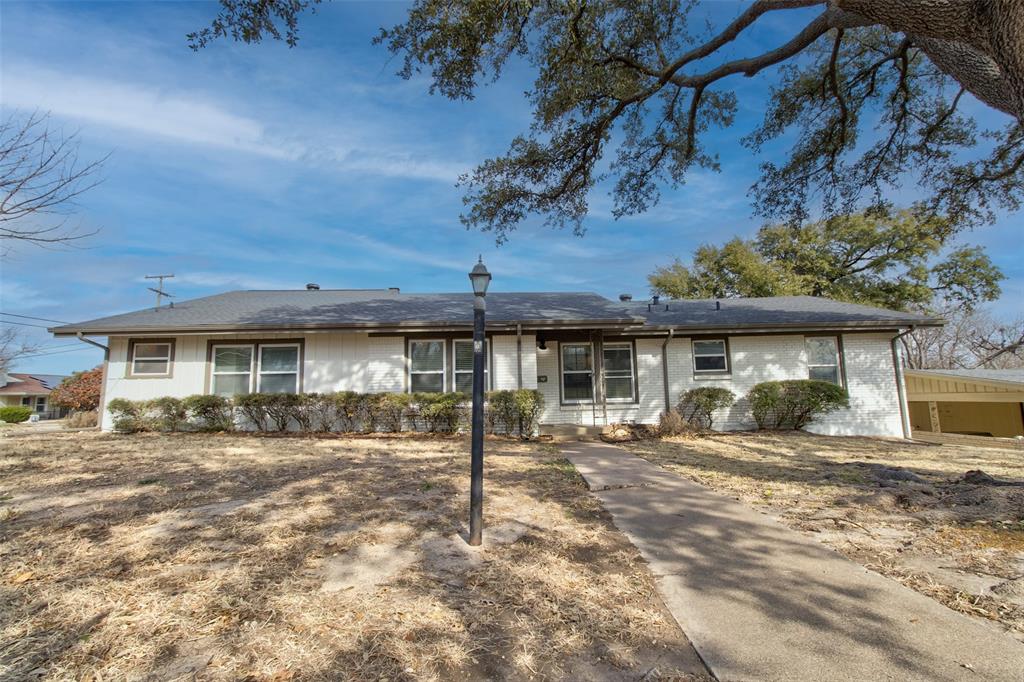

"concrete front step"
[539,424,605,441]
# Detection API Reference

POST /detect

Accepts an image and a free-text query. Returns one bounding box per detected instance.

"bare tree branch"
[0,112,106,249]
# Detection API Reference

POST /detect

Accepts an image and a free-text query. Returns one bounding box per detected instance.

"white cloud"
[3,65,468,182]
[171,271,299,290]
[3,66,298,160]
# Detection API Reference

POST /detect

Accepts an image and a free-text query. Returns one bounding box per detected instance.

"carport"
[905,368,1024,442]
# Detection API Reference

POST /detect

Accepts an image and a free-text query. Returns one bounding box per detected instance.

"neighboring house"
[905,368,1024,440]
[0,373,68,419]
[49,288,940,435]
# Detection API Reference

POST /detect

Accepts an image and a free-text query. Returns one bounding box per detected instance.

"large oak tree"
[192,1,1024,240]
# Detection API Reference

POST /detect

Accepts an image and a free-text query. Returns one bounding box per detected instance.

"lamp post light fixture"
[467,257,491,546]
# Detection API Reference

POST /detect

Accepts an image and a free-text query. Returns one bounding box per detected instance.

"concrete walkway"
[562,441,1024,682]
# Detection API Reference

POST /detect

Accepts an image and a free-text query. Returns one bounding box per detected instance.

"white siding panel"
[365,336,405,393]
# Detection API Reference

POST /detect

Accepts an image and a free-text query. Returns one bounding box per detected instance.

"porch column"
[927,401,942,433]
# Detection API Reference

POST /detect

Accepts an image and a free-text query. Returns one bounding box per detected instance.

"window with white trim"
[453,339,488,393]
[603,343,635,402]
[561,343,594,403]
[692,339,728,373]
[409,340,445,393]
[258,344,300,393]
[806,336,842,385]
[131,341,172,375]
[211,345,254,396]
[35,397,46,412]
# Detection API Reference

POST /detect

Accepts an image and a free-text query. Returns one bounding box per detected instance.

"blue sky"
[1,1,1021,376]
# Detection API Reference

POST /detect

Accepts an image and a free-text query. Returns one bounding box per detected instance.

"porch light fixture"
[467,256,490,546]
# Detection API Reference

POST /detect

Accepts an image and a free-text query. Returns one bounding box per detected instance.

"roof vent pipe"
[388,287,400,293]
[619,293,632,302]
[306,283,320,290]
[715,300,721,311]
[652,295,660,305]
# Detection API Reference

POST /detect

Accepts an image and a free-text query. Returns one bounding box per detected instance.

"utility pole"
[145,274,175,310]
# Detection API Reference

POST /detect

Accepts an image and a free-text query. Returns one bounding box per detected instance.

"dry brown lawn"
[0,431,709,681]
[624,431,1024,641]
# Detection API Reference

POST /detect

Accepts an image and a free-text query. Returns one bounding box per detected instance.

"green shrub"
[484,389,544,438]
[678,386,736,429]
[150,396,187,432]
[486,390,516,435]
[183,394,234,431]
[265,393,301,431]
[413,392,467,433]
[370,392,412,432]
[106,398,149,433]
[0,406,33,424]
[746,380,849,430]
[235,393,273,432]
[511,389,544,437]
[295,393,333,432]
[332,391,364,432]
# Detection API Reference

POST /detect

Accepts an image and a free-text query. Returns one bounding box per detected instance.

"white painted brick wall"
[535,333,903,437]
[100,330,903,437]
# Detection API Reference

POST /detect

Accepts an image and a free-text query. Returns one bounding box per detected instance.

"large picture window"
[258,344,300,393]
[453,339,488,393]
[806,337,842,385]
[561,343,594,403]
[603,343,635,402]
[692,339,728,373]
[211,345,254,396]
[410,340,445,393]
[209,342,301,395]
[130,341,173,376]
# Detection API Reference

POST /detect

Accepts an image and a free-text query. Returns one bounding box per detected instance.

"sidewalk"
[562,441,1024,681]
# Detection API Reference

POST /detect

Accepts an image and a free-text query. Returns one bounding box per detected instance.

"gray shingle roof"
[51,290,640,335]
[907,368,1024,385]
[50,290,940,336]
[632,296,938,330]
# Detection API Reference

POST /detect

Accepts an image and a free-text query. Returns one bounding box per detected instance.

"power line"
[0,312,71,324]
[0,320,51,329]
[16,347,97,359]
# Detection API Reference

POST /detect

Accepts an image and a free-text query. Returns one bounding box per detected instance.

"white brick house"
[50,288,940,436]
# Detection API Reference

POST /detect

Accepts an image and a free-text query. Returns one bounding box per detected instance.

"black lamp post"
[467,257,491,546]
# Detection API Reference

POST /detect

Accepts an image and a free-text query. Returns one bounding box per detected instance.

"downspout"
[516,323,523,389]
[77,333,110,429]
[890,327,915,440]
[661,329,675,413]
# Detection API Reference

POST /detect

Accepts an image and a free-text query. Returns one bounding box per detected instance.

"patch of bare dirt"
[625,431,1024,641]
[0,431,710,681]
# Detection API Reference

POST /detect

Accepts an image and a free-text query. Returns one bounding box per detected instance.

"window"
[130,341,173,376]
[692,339,728,373]
[453,340,488,393]
[603,343,635,402]
[258,344,300,393]
[211,345,254,396]
[409,340,445,393]
[806,336,842,385]
[561,343,594,402]
[21,397,31,407]
[35,397,46,412]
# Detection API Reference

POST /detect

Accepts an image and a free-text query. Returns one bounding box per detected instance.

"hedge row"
[106,389,545,437]
[674,380,850,431]
[0,406,33,423]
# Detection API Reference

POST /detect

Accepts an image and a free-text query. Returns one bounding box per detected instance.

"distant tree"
[50,366,104,412]
[648,210,1003,312]
[0,328,40,375]
[191,1,1024,241]
[1,112,105,249]
[904,307,1024,369]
